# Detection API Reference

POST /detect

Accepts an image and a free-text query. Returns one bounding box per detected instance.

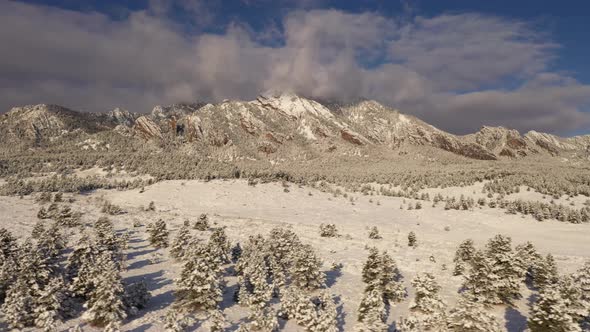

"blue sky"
[2,0,590,135]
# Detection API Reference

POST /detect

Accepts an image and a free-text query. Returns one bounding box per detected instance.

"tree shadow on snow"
[335,295,347,331]
[221,283,240,310]
[125,270,172,292]
[127,259,155,270]
[127,323,152,332]
[505,306,527,332]
[126,247,158,260]
[325,268,342,288]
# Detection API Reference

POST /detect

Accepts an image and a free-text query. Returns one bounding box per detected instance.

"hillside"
[1,92,589,163]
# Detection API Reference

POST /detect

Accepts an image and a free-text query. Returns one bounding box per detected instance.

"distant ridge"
[1,93,589,161]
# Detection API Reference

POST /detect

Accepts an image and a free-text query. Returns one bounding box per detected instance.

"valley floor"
[1,179,589,331]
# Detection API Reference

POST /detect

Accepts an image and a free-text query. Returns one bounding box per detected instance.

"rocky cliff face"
[1,94,589,161]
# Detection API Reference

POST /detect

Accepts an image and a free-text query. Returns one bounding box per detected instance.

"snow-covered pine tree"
[0,228,19,301]
[557,274,590,325]
[0,252,18,303]
[279,287,317,328]
[82,252,127,327]
[170,224,191,260]
[368,226,382,240]
[247,304,279,331]
[237,249,273,307]
[361,247,381,285]
[528,288,582,332]
[37,221,66,261]
[208,227,231,264]
[312,291,338,332]
[0,228,18,260]
[37,206,50,219]
[46,203,59,218]
[290,244,325,290]
[16,238,53,295]
[1,277,35,329]
[532,253,559,290]
[279,288,337,331]
[573,260,590,303]
[267,227,301,287]
[409,273,446,329]
[31,219,46,239]
[446,296,502,332]
[319,223,338,238]
[123,280,151,315]
[461,250,500,305]
[68,235,101,298]
[33,277,68,332]
[453,239,476,276]
[208,308,228,332]
[147,219,169,248]
[163,308,193,332]
[174,243,222,310]
[515,241,543,283]
[356,288,387,332]
[408,231,417,247]
[194,213,209,231]
[362,248,405,304]
[484,234,524,304]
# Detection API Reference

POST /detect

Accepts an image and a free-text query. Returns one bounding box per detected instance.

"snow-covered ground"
[1,179,589,331]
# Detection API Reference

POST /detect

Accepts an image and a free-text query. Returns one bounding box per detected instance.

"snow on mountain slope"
[1,94,589,162]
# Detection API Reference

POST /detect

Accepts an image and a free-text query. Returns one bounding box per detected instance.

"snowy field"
[1,179,589,331]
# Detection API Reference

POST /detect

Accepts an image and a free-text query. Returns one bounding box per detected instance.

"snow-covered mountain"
[1,93,589,161]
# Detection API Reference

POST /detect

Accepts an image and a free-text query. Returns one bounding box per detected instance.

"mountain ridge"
[1,94,589,162]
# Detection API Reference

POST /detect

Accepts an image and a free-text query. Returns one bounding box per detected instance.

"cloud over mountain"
[1,1,589,134]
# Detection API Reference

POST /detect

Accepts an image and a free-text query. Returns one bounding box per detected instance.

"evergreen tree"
[356,288,387,331]
[1,277,35,329]
[528,288,582,332]
[0,253,18,303]
[208,227,231,264]
[368,226,382,240]
[124,280,151,315]
[37,221,66,260]
[0,228,18,259]
[82,252,127,326]
[37,206,50,219]
[447,297,502,332]
[147,219,169,248]
[409,273,446,329]
[362,248,405,304]
[312,291,338,332]
[174,244,222,310]
[279,288,337,331]
[170,225,191,260]
[34,277,67,332]
[453,239,476,276]
[194,213,209,231]
[163,308,192,332]
[68,235,101,298]
[461,250,500,305]
[557,274,590,324]
[247,305,279,331]
[515,241,543,283]
[31,219,46,239]
[408,231,417,247]
[290,244,325,290]
[237,249,272,307]
[573,261,590,303]
[208,308,228,332]
[484,234,524,304]
[532,254,559,290]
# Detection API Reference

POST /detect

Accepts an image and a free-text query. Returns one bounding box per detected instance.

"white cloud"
[0,1,588,135]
